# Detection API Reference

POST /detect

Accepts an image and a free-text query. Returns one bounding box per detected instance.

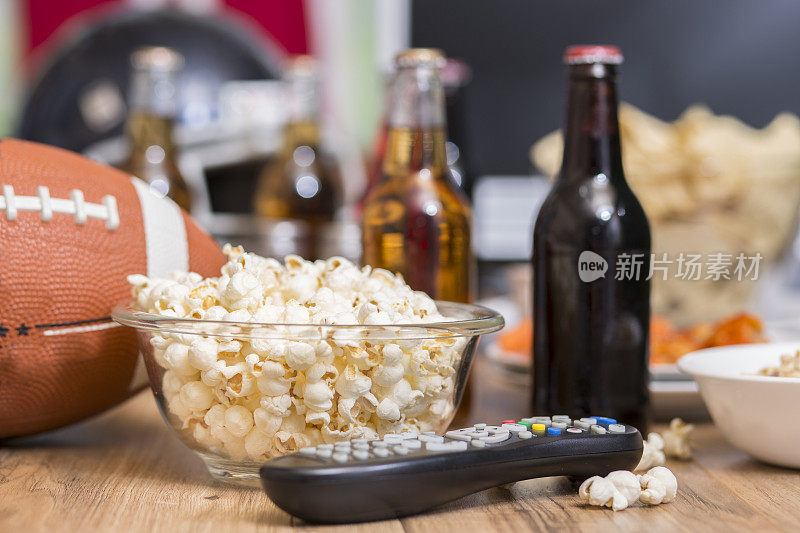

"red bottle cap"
[564,45,623,65]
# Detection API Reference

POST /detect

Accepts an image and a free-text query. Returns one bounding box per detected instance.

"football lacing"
[0,185,119,230]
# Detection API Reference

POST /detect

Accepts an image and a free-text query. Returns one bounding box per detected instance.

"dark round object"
[17,8,282,153]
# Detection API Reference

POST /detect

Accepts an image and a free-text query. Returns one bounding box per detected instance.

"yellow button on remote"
[531,423,546,433]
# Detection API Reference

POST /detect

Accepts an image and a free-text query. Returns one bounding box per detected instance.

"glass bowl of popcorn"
[112,247,504,486]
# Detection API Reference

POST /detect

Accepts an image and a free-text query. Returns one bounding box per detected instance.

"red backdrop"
[23,0,308,56]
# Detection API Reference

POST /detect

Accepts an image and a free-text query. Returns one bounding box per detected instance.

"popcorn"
[179,381,214,411]
[129,247,463,462]
[638,466,678,505]
[579,467,678,510]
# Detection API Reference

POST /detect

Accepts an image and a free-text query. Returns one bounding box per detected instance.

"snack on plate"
[650,312,765,365]
[494,312,764,367]
[533,104,800,323]
[758,350,800,378]
[128,245,465,461]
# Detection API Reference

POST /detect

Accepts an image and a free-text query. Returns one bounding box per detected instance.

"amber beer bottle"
[532,46,651,432]
[361,49,472,303]
[120,47,191,212]
[254,55,342,259]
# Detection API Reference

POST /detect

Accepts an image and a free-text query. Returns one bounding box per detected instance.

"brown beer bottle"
[361,49,473,303]
[120,46,191,212]
[254,55,342,259]
[532,46,651,432]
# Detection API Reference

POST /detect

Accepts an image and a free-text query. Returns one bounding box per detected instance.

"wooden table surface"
[2,355,798,533]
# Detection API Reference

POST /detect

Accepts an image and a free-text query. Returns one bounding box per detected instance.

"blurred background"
[5,0,800,415]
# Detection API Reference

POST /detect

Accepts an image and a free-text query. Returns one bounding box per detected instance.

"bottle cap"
[395,48,446,69]
[285,55,317,79]
[564,45,623,65]
[131,46,184,71]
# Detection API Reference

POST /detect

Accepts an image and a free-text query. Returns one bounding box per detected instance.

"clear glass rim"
[112,301,505,341]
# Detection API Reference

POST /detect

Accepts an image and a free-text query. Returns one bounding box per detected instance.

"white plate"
[678,342,800,468]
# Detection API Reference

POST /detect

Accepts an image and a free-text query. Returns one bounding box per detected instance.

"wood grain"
[1,356,796,532]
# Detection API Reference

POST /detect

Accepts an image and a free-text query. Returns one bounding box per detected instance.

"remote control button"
[579,418,598,425]
[401,440,422,450]
[393,446,410,455]
[352,450,370,461]
[573,420,592,430]
[530,417,552,426]
[299,447,317,457]
[566,428,583,434]
[546,427,561,436]
[334,441,351,449]
[351,438,368,444]
[552,415,571,421]
[422,431,437,436]
[445,430,473,442]
[353,442,370,451]
[531,423,546,433]
[590,425,607,434]
[502,419,515,425]
[426,441,468,452]
[517,420,532,428]
[473,423,487,430]
[332,453,349,464]
[383,436,404,445]
[608,424,626,433]
[373,448,390,458]
[419,434,444,444]
[467,430,489,438]
[317,444,334,451]
[471,439,487,448]
[480,432,511,444]
[400,431,418,440]
[502,423,528,433]
[317,449,333,459]
[592,416,617,426]
[372,441,388,448]
[518,430,533,439]
[551,421,568,429]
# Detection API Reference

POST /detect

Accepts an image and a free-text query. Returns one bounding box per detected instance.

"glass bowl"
[112,301,503,486]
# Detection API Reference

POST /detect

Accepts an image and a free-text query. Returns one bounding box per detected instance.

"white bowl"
[678,342,800,469]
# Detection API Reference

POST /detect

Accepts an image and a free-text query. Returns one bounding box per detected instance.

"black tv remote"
[260,416,643,523]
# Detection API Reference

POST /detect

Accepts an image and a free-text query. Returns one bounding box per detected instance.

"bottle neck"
[126,67,179,157]
[282,120,320,149]
[383,66,448,177]
[560,63,624,183]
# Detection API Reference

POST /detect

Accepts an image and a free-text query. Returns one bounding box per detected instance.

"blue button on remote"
[546,427,561,436]
[592,416,617,427]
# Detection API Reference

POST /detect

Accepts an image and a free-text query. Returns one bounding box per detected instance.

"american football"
[0,138,226,438]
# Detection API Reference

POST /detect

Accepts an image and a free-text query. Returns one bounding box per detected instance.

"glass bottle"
[361,49,473,303]
[253,55,342,259]
[532,46,651,432]
[120,46,191,212]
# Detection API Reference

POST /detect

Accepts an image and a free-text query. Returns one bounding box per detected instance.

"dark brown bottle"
[532,46,651,432]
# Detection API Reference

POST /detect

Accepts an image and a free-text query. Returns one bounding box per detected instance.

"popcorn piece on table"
[579,470,641,511]
[579,467,678,511]
[662,417,694,459]
[636,432,666,471]
[638,466,678,505]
